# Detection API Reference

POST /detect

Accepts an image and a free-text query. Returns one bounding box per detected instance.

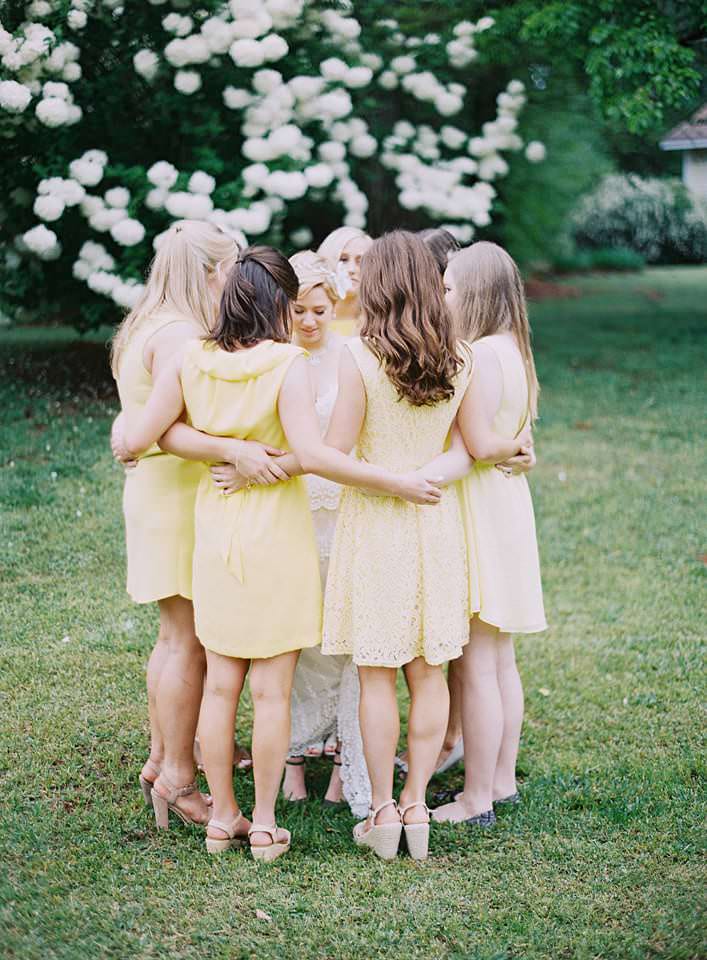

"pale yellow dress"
[179,338,322,659]
[458,334,547,633]
[116,311,202,603]
[322,338,472,667]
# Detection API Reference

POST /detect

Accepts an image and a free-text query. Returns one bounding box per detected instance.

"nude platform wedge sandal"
[248,824,291,863]
[205,813,250,854]
[353,800,403,861]
[399,801,431,861]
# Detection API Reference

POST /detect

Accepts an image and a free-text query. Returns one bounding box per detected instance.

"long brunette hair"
[419,227,461,275]
[447,242,540,419]
[209,245,299,351]
[359,230,463,406]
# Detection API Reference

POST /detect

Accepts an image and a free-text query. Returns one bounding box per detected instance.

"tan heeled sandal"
[248,824,291,863]
[353,799,402,861]
[399,801,431,861]
[151,777,210,830]
[139,758,161,806]
[205,813,250,854]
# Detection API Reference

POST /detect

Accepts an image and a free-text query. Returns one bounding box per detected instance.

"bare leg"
[282,755,308,801]
[434,617,502,822]
[152,595,209,822]
[201,651,250,840]
[249,651,299,847]
[444,657,464,750]
[494,633,523,800]
[323,740,344,803]
[358,666,399,825]
[400,658,448,823]
[142,626,168,779]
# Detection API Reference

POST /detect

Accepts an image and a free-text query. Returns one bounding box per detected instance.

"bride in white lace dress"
[281,251,371,816]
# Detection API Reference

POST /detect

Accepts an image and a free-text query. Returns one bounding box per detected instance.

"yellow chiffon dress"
[322,338,472,668]
[458,334,547,634]
[116,311,202,603]
[180,339,322,659]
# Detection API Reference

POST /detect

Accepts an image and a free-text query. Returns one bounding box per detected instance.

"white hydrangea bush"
[572,174,707,264]
[0,0,545,327]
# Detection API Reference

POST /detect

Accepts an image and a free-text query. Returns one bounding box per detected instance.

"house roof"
[661,104,707,151]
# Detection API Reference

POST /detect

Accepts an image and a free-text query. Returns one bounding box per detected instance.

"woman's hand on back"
[211,463,247,496]
[393,470,443,505]
[496,441,536,477]
[226,439,290,484]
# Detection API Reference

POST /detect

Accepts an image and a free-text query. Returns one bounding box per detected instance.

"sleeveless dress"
[289,380,371,816]
[116,311,202,603]
[322,338,472,667]
[179,339,322,658]
[459,334,547,633]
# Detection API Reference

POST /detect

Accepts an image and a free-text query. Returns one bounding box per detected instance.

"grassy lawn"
[1,266,705,960]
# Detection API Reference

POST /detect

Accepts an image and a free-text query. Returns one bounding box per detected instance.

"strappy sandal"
[282,756,308,802]
[353,800,402,861]
[139,758,161,806]
[495,791,520,806]
[322,747,345,808]
[248,824,291,863]
[205,812,250,854]
[398,801,431,861]
[151,776,210,830]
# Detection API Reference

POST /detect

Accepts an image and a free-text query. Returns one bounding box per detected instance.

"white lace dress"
[289,385,371,817]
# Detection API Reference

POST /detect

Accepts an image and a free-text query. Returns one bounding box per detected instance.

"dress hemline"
[323,641,469,670]
[200,636,321,660]
[471,607,548,635]
[127,586,193,604]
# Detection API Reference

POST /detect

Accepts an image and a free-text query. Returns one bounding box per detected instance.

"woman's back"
[180,338,302,448]
[348,338,470,471]
[474,333,530,440]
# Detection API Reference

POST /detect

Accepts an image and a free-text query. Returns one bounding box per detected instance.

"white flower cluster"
[34,176,85,221]
[75,239,145,307]
[20,223,61,260]
[446,17,494,69]
[0,19,82,120]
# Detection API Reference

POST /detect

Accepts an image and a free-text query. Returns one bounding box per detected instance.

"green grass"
[1,267,706,960]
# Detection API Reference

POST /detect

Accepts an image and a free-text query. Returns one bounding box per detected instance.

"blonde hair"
[110,220,240,377]
[317,226,371,275]
[447,241,539,419]
[289,250,340,302]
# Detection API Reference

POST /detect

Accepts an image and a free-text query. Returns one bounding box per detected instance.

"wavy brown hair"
[208,245,299,351]
[359,230,463,406]
[447,241,540,419]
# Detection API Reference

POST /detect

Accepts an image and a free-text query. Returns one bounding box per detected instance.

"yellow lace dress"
[116,311,203,603]
[180,339,322,659]
[458,334,547,633]
[322,338,472,667]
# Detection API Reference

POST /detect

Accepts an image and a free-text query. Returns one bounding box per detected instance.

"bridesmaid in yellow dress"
[119,245,442,861]
[111,220,240,826]
[317,226,372,336]
[421,241,546,826]
[321,231,530,861]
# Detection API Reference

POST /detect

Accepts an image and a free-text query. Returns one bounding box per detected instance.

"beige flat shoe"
[151,777,210,830]
[399,801,431,861]
[353,800,402,861]
[205,812,250,854]
[248,823,291,863]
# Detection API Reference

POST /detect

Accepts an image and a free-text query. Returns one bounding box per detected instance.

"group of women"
[110,220,545,863]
